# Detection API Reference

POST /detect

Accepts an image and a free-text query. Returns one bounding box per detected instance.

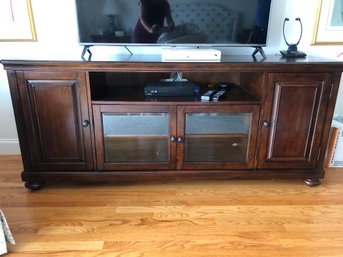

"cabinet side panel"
[317,72,342,167]
[6,71,32,171]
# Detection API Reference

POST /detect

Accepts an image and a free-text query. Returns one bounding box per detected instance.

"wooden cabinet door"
[177,105,260,170]
[16,71,93,171]
[93,105,177,170]
[258,73,333,169]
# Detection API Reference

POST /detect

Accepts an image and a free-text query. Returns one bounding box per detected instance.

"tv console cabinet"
[2,55,342,190]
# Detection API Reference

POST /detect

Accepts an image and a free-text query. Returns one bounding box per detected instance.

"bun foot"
[304,179,321,187]
[24,181,45,191]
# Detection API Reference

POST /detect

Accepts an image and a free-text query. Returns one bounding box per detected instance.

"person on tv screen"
[133,0,175,43]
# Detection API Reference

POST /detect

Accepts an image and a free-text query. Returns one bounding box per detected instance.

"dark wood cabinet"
[258,73,334,169]
[2,55,342,189]
[176,105,260,170]
[15,71,93,171]
[93,104,259,171]
[93,104,177,170]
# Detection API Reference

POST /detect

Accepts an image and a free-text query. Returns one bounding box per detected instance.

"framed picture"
[312,0,343,45]
[0,0,37,41]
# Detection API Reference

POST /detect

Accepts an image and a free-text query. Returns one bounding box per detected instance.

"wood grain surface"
[1,155,343,257]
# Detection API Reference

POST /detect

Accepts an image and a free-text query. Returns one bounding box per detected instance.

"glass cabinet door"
[177,105,260,169]
[93,105,176,170]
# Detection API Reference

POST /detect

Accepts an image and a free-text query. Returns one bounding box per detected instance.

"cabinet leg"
[304,179,321,187]
[24,181,45,191]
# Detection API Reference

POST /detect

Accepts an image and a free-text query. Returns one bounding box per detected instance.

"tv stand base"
[2,56,342,190]
[21,169,324,190]
[81,45,92,60]
[81,45,133,60]
[252,47,266,59]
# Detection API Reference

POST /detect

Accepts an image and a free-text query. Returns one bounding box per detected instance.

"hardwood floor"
[1,155,343,256]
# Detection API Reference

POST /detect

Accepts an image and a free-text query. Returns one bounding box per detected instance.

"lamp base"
[107,14,116,34]
[280,50,307,58]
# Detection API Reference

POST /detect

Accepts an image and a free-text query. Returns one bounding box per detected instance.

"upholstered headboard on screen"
[157,2,239,44]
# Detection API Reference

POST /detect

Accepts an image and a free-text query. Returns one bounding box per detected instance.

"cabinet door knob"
[263,121,270,127]
[170,136,176,142]
[82,120,90,127]
[177,137,184,143]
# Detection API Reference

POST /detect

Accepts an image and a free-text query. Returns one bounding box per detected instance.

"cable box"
[144,82,200,97]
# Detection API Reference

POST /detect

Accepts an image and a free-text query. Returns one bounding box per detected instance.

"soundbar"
[144,82,200,97]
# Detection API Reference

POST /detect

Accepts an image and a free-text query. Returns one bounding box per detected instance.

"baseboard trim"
[0,139,20,154]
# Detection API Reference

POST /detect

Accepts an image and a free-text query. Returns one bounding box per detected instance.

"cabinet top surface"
[2,54,343,72]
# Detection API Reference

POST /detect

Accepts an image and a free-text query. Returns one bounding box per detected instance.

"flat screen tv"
[75,0,272,50]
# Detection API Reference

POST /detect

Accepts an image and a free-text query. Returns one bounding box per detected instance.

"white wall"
[1,0,343,154]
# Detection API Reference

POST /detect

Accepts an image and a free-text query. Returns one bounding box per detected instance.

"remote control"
[201,89,217,101]
[212,89,226,101]
[218,83,231,90]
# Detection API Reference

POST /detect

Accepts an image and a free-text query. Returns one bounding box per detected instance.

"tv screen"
[76,0,272,47]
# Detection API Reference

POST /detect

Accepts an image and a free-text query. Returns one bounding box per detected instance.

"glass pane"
[103,113,169,163]
[185,113,251,163]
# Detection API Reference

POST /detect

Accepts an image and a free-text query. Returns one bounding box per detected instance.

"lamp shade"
[102,0,119,15]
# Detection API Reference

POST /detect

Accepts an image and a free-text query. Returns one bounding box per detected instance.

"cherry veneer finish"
[2,55,343,189]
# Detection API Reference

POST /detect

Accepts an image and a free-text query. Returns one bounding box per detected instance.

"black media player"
[144,82,200,97]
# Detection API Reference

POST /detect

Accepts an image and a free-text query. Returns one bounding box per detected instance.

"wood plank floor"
[1,155,343,256]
